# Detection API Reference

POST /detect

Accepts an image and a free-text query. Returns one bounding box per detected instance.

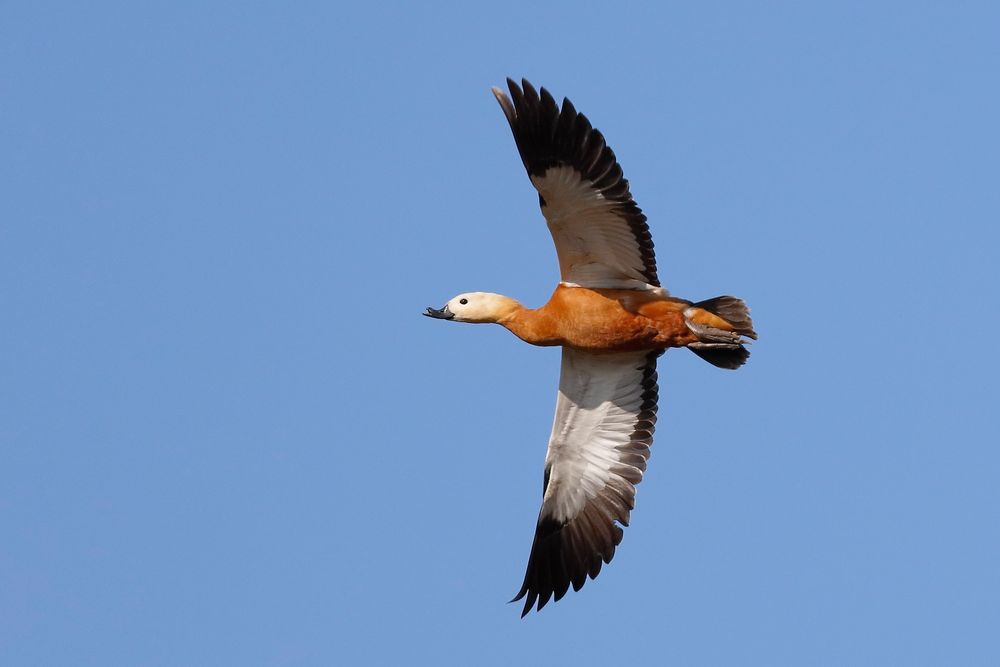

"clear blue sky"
[2,2,998,665]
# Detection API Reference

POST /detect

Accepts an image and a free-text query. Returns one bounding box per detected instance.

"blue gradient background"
[2,2,998,665]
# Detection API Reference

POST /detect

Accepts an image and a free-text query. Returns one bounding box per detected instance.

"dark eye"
[459,298,468,305]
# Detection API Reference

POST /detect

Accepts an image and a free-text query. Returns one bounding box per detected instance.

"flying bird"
[425,78,757,616]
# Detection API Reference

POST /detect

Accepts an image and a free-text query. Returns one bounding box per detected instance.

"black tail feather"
[688,344,750,369]
[686,296,755,369]
[693,296,757,340]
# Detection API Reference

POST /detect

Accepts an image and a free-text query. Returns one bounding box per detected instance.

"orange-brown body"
[499,285,736,352]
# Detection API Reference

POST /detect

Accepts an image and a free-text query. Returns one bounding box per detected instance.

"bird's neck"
[498,303,561,346]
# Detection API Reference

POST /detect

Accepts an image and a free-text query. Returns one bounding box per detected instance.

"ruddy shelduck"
[425,79,757,616]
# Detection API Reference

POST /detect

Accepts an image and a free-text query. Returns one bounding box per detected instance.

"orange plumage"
[500,285,702,351]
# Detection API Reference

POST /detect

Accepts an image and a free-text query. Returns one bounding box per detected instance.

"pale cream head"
[424,292,520,324]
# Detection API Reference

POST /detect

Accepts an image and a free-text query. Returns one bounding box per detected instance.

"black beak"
[423,305,454,320]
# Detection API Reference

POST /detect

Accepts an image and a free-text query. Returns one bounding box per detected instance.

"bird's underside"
[498,284,739,353]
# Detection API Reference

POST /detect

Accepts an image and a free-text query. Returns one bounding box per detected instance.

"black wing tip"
[509,590,552,618]
[508,586,533,618]
[511,514,621,617]
[510,553,607,617]
[509,583,542,618]
[494,78,617,181]
[521,78,538,99]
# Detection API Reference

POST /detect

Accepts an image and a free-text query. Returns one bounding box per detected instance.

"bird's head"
[423,292,520,324]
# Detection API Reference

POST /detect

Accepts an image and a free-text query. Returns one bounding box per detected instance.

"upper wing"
[493,78,660,289]
[512,348,662,616]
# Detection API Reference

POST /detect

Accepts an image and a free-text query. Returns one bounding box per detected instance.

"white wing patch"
[533,166,655,288]
[542,348,655,523]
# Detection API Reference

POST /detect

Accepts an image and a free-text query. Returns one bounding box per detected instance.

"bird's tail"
[683,296,757,369]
